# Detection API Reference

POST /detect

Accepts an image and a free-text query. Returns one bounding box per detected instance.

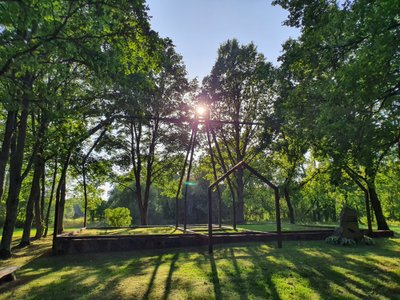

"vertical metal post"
[175,126,196,228]
[207,161,244,253]
[83,164,88,228]
[206,123,222,227]
[208,187,213,253]
[81,128,107,229]
[210,127,237,229]
[242,162,282,249]
[183,122,198,231]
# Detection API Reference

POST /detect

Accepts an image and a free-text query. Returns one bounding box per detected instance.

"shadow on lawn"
[162,252,179,300]
[230,241,400,299]
[1,239,399,299]
[208,254,222,300]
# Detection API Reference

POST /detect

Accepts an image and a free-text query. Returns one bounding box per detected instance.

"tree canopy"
[0,0,398,260]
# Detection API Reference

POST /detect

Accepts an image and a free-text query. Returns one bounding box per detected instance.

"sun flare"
[196,105,206,116]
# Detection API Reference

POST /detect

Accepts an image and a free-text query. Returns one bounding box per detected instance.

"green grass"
[185,226,247,234]
[238,223,331,232]
[0,230,399,299]
[0,227,82,239]
[239,222,400,235]
[386,225,400,235]
[79,227,182,236]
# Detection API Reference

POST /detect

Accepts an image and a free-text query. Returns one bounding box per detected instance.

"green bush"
[104,207,132,227]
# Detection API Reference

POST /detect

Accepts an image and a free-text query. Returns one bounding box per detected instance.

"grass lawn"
[239,223,400,235]
[1,227,81,239]
[0,228,399,299]
[238,223,332,232]
[186,226,247,234]
[79,227,183,236]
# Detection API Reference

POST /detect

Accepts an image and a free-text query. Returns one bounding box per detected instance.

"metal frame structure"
[51,109,388,256]
[53,110,281,254]
[173,111,264,232]
[207,161,282,253]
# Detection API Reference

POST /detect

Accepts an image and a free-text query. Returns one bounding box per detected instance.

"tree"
[109,40,191,225]
[0,0,159,258]
[202,39,276,223]
[274,0,400,229]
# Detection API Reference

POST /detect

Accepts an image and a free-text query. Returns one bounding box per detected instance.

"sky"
[146,0,300,81]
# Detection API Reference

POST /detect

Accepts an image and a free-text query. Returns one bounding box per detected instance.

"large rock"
[335,206,363,241]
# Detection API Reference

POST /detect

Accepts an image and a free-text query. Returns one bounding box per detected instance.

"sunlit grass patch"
[272,270,320,300]
[238,223,330,232]
[78,226,182,236]
[0,233,399,299]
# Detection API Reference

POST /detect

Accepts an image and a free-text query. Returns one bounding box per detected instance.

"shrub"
[104,207,132,227]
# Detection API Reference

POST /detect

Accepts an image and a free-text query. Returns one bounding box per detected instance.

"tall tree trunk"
[57,174,67,234]
[344,167,372,232]
[365,168,389,230]
[233,107,245,224]
[134,180,144,225]
[20,155,43,246]
[130,120,146,225]
[142,120,158,227]
[35,164,46,239]
[0,110,17,202]
[44,156,57,237]
[367,180,389,230]
[139,206,148,225]
[283,185,295,224]
[54,154,70,236]
[21,111,47,245]
[34,172,44,239]
[0,100,29,259]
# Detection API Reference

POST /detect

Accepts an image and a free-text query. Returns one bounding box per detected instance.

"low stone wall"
[54,228,394,255]
[54,234,207,255]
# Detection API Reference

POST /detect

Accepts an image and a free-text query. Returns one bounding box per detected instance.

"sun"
[196,105,206,116]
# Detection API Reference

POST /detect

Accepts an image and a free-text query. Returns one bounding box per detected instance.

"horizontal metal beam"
[124,115,265,126]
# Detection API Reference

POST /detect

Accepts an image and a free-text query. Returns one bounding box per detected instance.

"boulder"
[335,206,363,242]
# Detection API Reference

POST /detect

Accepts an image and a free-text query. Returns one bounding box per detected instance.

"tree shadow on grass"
[197,244,281,299]
[209,253,222,300]
[0,267,54,295]
[2,239,399,299]
[0,250,166,299]
[142,254,164,300]
[229,248,248,300]
[162,252,179,300]
[284,243,400,299]
[192,250,223,299]
[244,246,282,299]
